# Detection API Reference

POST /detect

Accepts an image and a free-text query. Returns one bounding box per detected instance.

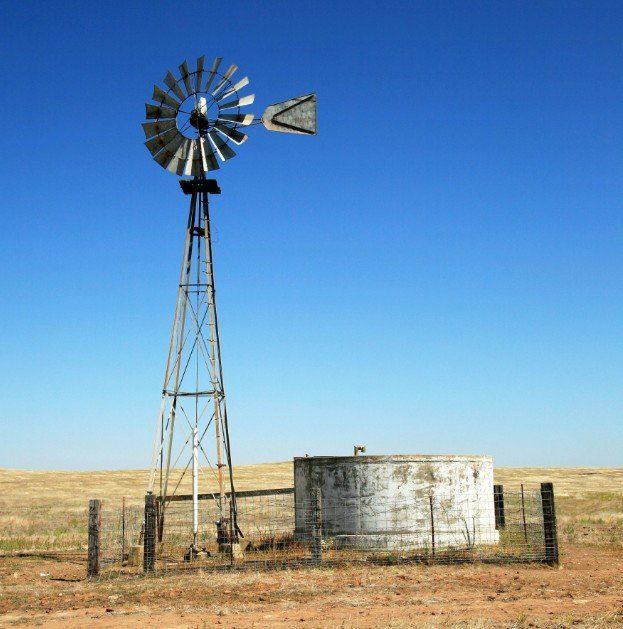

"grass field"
[0,464,622,627]
[0,464,621,552]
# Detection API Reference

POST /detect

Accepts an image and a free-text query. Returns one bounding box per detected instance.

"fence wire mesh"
[90,486,557,578]
[0,485,559,578]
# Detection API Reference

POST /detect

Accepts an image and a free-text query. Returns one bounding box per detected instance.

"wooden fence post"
[87,499,101,578]
[493,484,505,529]
[143,492,156,573]
[311,487,322,565]
[540,482,559,566]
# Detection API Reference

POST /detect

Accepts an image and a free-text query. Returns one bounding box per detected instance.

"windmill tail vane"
[143,55,315,559]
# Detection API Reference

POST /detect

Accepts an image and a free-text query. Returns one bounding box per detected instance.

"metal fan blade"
[179,60,193,96]
[145,127,182,155]
[182,140,196,176]
[217,113,254,126]
[195,55,205,92]
[199,137,219,171]
[142,118,177,139]
[217,77,249,102]
[166,139,192,174]
[203,56,222,93]
[154,134,185,168]
[154,149,175,169]
[208,129,236,161]
[261,93,317,135]
[192,159,209,177]
[219,94,255,111]
[152,85,180,110]
[214,122,247,145]
[211,64,237,96]
[164,70,185,101]
[145,103,177,119]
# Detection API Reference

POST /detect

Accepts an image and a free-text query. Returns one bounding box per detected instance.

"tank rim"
[293,454,492,463]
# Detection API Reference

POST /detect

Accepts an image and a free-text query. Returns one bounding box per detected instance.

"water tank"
[294,454,498,551]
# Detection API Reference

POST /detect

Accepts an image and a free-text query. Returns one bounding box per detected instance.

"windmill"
[142,55,316,558]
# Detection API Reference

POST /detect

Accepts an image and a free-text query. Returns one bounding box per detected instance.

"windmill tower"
[141,55,316,556]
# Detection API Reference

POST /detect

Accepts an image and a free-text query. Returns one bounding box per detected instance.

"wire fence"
[0,484,560,578]
[88,484,558,578]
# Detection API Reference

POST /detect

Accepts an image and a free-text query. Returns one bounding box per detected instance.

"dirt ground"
[1,544,621,627]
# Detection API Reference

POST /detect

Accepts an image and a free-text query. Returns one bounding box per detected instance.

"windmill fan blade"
[219,94,255,111]
[145,103,177,119]
[208,129,236,161]
[191,159,205,177]
[142,118,177,139]
[182,140,196,176]
[214,122,247,145]
[262,93,317,135]
[203,56,222,93]
[166,138,192,174]
[217,77,249,102]
[164,70,186,101]
[179,60,193,96]
[211,64,237,96]
[217,113,254,126]
[195,55,205,92]
[154,149,175,169]
[153,134,185,168]
[199,137,219,171]
[145,128,182,155]
[152,85,180,110]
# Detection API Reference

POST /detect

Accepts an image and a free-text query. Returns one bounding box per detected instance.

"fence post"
[520,484,528,542]
[144,492,156,573]
[493,484,505,529]
[311,487,322,565]
[121,496,126,563]
[428,494,436,560]
[87,499,101,578]
[540,482,559,566]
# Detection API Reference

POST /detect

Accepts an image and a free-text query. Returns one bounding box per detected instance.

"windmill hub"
[189,99,211,134]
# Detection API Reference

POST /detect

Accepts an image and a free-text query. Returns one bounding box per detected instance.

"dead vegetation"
[1,464,621,553]
[0,464,621,626]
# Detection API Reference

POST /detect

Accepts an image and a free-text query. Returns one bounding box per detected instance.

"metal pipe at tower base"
[192,426,199,544]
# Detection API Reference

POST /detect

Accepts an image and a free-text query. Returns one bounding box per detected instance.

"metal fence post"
[311,487,322,565]
[520,483,528,542]
[493,484,506,529]
[121,496,126,563]
[144,492,156,573]
[540,482,559,566]
[87,499,101,578]
[428,494,436,560]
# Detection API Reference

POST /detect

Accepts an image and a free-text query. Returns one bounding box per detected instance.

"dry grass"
[0,461,293,510]
[0,464,621,552]
[1,463,620,509]
[493,468,623,547]
[0,464,621,626]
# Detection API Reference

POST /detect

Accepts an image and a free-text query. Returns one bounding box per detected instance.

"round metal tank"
[294,455,498,551]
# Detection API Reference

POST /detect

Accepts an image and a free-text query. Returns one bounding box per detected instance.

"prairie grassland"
[0,465,622,627]
[0,464,621,552]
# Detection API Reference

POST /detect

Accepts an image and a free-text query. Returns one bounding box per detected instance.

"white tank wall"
[294,455,498,551]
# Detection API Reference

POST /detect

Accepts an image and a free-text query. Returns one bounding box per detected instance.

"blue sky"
[1,1,622,469]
